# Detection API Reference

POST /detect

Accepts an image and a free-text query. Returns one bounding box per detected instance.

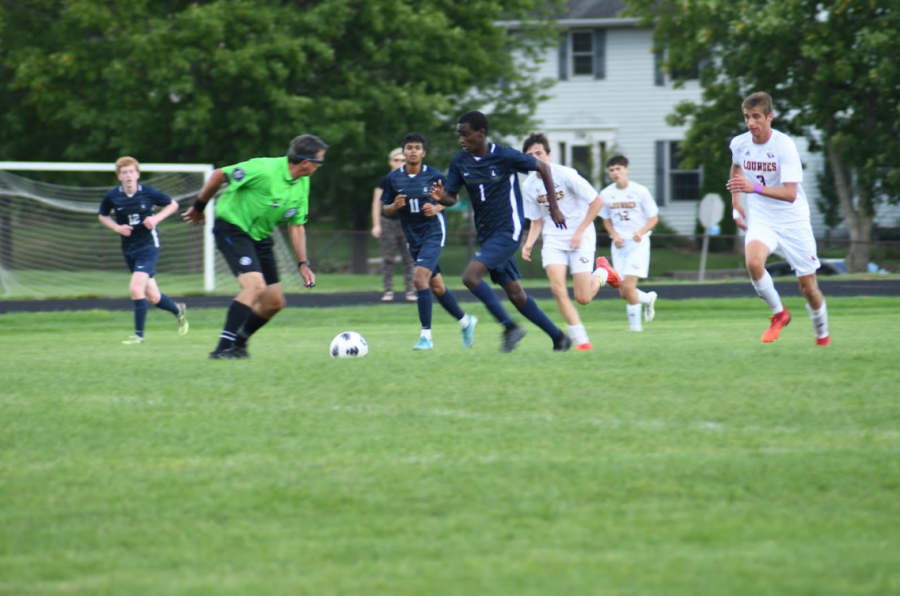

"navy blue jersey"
[445,144,536,243]
[98,185,173,254]
[381,165,447,248]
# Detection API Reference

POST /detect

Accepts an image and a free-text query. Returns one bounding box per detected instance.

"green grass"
[1,297,899,595]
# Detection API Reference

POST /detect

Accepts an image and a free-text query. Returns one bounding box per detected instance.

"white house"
[504,0,843,235]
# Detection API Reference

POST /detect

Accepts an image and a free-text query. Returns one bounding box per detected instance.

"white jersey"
[730,128,810,228]
[598,181,658,235]
[522,163,600,251]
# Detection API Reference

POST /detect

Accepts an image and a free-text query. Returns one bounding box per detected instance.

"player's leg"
[502,277,570,352]
[624,240,657,326]
[546,262,587,349]
[210,222,267,358]
[567,248,597,350]
[431,272,477,348]
[232,238,284,356]
[745,227,790,342]
[400,234,416,301]
[412,264,435,349]
[124,267,151,344]
[145,276,184,334]
[618,275,643,331]
[780,225,828,345]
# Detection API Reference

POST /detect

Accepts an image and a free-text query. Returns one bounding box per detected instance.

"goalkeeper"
[182,134,327,359]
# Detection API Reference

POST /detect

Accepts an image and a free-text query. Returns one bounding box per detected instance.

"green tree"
[0,0,562,230]
[626,0,900,271]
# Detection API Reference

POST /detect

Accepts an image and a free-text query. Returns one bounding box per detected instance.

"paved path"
[1,279,897,313]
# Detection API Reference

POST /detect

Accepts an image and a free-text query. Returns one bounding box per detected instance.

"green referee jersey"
[214,157,310,241]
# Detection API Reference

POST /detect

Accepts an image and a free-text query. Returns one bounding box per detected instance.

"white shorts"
[745,223,820,277]
[611,237,651,279]
[541,245,595,274]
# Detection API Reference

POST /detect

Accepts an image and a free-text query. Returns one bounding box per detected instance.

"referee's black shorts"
[213,219,280,285]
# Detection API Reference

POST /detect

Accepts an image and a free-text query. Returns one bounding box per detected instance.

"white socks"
[751,270,784,313]
[636,289,653,304]
[592,267,609,286]
[566,324,589,346]
[458,314,471,329]
[420,328,433,340]
[627,303,642,331]
[806,301,829,339]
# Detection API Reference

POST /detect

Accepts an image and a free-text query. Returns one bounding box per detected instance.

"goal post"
[0,161,313,299]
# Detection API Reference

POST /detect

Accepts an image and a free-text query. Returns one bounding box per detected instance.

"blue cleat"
[461,315,478,348]
[413,336,434,351]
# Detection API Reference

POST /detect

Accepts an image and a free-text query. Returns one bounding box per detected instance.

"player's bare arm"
[371,187,383,238]
[534,160,566,229]
[726,168,798,203]
[182,169,227,224]
[569,196,604,249]
[431,179,458,207]
[521,219,544,262]
[421,202,445,218]
[633,215,658,242]
[98,214,133,237]
[602,217,624,248]
[290,224,316,289]
[144,200,179,230]
[382,194,406,217]
[728,164,749,230]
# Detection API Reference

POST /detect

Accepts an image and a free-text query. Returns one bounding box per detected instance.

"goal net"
[0,162,305,299]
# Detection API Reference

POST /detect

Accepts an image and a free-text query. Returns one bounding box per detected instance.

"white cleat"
[644,291,658,322]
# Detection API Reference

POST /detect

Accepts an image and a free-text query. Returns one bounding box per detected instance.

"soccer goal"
[0,162,306,299]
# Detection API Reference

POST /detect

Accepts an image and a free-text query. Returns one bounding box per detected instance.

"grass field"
[2,297,899,595]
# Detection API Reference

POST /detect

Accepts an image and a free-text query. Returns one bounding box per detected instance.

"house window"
[654,52,702,86]
[558,30,606,80]
[656,141,702,203]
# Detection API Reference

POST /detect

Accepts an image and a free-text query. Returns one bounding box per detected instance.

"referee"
[182,134,328,359]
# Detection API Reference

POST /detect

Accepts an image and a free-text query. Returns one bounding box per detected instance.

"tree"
[626,0,900,271]
[0,0,562,231]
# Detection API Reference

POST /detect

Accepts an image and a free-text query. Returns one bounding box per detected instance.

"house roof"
[563,0,628,20]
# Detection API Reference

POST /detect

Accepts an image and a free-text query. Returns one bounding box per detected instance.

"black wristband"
[298,260,310,267]
[192,199,207,212]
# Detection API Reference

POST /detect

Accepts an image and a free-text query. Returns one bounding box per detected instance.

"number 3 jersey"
[730,128,810,228]
[380,165,447,248]
[598,181,658,236]
[98,184,173,254]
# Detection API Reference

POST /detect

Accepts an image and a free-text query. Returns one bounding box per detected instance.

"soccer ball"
[330,331,368,358]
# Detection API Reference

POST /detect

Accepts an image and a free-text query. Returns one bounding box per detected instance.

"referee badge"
[232,168,246,181]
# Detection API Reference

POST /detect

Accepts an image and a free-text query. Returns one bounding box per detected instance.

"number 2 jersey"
[98,184,173,255]
[598,181,658,236]
[730,128,810,228]
[380,164,447,248]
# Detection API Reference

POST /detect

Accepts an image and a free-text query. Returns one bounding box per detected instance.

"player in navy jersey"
[429,111,572,352]
[98,156,188,344]
[382,133,478,350]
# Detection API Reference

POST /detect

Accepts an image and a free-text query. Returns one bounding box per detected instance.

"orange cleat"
[761,307,791,342]
[815,335,831,347]
[595,256,622,288]
[574,342,593,351]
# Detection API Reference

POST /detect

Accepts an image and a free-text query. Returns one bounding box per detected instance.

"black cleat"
[500,325,527,353]
[208,345,250,360]
[553,332,573,352]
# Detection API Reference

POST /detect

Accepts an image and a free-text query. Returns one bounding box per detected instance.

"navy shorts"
[409,232,444,278]
[474,234,521,285]
[214,220,280,285]
[124,246,160,277]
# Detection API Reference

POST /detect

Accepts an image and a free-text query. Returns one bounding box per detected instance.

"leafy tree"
[626,0,900,271]
[0,0,562,233]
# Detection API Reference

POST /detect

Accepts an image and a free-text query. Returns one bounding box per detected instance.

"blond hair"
[115,156,140,174]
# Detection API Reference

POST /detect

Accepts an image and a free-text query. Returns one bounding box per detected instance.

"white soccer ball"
[329,331,368,358]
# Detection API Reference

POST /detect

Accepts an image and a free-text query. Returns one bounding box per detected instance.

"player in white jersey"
[598,155,660,332]
[726,91,830,346]
[520,133,620,351]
